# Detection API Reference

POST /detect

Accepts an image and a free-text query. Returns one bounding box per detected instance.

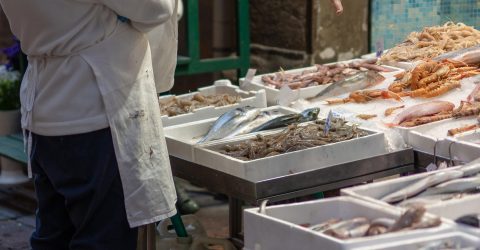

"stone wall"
[312,0,369,63]
[250,0,310,73]
[250,0,369,74]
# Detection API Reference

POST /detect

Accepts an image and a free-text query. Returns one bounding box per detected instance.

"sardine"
[226,110,282,138]
[323,217,370,239]
[420,175,480,196]
[459,159,480,177]
[309,218,341,231]
[370,218,395,229]
[381,170,464,203]
[249,108,319,133]
[398,193,464,208]
[308,70,385,101]
[410,216,442,230]
[321,217,369,233]
[387,101,455,127]
[198,106,260,143]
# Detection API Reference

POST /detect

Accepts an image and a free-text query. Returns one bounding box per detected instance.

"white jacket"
[0,0,178,227]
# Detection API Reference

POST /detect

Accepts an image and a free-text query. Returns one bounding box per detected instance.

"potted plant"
[0,39,22,136]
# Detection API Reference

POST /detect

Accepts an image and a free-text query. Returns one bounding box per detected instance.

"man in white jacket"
[0,0,342,249]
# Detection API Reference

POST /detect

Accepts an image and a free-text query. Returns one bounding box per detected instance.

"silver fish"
[198,106,260,143]
[381,170,464,203]
[322,217,370,239]
[370,218,395,229]
[249,108,320,133]
[226,110,282,138]
[309,218,341,232]
[420,175,480,196]
[459,159,480,177]
[398,193,464,208]
[308,70,385,101]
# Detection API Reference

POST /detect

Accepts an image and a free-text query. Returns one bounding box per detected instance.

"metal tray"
[193,126,388,182]
[164,106,299,162]
[159,80,267,127]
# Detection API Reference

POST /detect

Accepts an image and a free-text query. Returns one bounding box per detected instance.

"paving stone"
[0,220,32,250]
[17,215,36,228]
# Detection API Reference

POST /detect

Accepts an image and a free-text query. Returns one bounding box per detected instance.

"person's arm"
[100,0,175,31]
[329,0,343,15]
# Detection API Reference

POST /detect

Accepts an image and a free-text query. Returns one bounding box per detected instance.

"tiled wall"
[370,0,480,51]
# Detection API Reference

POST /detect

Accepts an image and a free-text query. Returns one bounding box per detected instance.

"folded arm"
[100,0,175,31]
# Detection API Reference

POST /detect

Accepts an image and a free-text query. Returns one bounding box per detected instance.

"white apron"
[21,18,179,228]
[80,21,177,227]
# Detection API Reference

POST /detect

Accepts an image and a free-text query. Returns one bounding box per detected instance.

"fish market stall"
[161,21,480,249]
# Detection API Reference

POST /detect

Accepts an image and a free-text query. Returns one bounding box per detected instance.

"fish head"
[301,108,320,119]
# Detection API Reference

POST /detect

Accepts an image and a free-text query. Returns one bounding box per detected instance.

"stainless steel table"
[170,148,415,246]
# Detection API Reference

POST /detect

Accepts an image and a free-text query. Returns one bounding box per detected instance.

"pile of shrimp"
[379,22,480,63]
[388,59,480,98]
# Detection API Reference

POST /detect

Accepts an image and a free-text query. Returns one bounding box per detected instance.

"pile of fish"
[261,58,393,90]
[218,118,368,161]
[160,93,241,117]
[380,160,480,207]
[305,205,441,240]
[198,106,320,143]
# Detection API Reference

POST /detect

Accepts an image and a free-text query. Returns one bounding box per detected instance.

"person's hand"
[329,0,343,15]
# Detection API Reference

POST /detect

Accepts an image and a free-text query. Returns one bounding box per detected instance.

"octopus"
[261,58,393,90]
[218,118,368,160]
[159,93,241,116]
[379,22,480,63]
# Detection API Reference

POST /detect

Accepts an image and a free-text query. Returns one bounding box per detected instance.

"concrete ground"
[0,182,229,250]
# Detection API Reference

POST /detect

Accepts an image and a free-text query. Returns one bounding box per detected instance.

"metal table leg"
[146,223,156,250]
[229,196,244,246]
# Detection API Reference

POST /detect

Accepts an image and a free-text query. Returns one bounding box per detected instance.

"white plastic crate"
[406,117,478,158]
[244,197,453,250]
[193,127,387,182]
[164,106,299,162]
[239,62,402,106]
[341,166,480,220]
[159,80,267,127]
[352,232,480,250]
[447,132,480,163]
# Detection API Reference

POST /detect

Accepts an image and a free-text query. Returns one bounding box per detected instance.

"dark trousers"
[30,128,138,250]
